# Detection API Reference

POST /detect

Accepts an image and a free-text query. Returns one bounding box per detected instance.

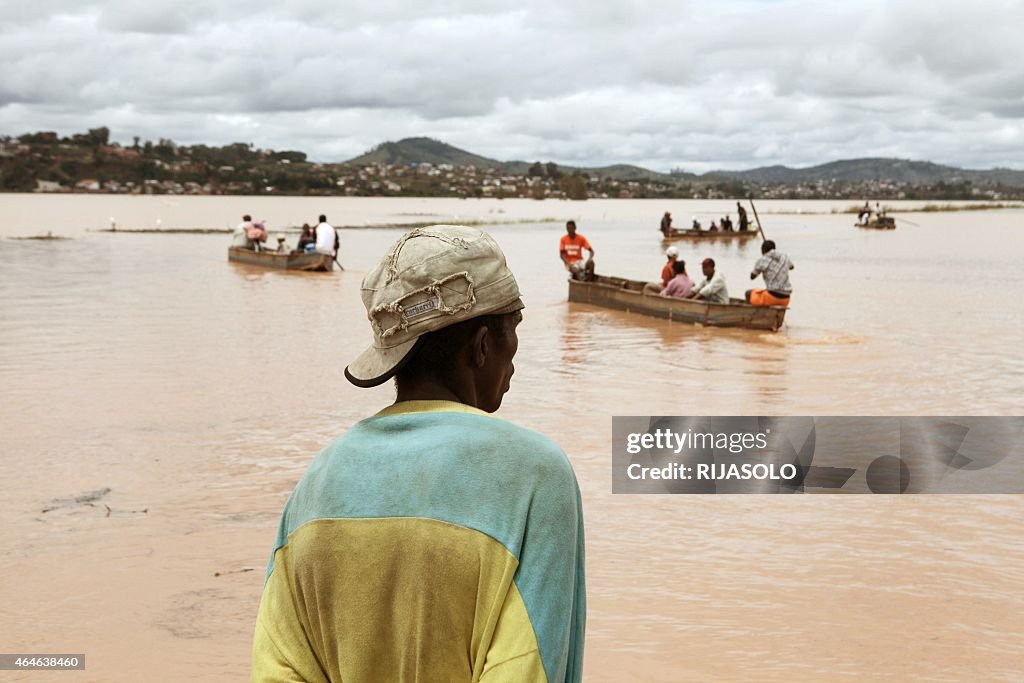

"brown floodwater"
[1,195,1022,681]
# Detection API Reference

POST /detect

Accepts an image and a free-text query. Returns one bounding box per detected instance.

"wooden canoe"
[855,217,896,230]
[227,247,334,271]
[568,274,787,331]
[661,228,759,241]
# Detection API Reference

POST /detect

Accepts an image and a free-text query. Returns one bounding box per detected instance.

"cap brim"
[344,297,525,388]
[344,337,419,388]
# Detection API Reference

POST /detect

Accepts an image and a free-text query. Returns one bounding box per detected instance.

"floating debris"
[10,231,71,241]
[214,567,256,577]
[91,228,232,234]
[42,487,112,513]
[104,504,148,517]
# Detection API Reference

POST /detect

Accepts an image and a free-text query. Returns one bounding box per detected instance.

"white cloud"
[1,0,1024,170]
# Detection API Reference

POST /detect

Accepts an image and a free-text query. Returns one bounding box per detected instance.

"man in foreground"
[559,220,595,281]
[746,239,794,306]
[252,225,586,683]
[688,257,730,303]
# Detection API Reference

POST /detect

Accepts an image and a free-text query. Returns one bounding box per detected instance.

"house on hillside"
[35,180,65,192]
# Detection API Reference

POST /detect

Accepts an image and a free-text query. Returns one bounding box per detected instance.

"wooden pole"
[749,199,767,242]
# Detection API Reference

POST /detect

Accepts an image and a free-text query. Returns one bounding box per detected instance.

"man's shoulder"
[359,410,572,474]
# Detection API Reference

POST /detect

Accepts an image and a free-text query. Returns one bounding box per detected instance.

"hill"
[346,139,686,182]
[346,137,506,168]
[704,158,1024,188]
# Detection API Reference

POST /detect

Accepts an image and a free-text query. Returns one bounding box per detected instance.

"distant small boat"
[855,217,896,230]
[661,228,759,241]
[227,247,334,271]
[568,274,787,331]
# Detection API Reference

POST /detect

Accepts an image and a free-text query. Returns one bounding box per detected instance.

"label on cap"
[404,299,437,319]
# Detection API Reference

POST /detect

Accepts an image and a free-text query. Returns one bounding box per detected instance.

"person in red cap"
[688,257,730,303]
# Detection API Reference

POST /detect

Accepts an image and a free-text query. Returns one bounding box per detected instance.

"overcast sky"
[2,0,1023,172]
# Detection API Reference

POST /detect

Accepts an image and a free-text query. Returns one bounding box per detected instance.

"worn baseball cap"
[345,225,524,387]
[665,246,679,257]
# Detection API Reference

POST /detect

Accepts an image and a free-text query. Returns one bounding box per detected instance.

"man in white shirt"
[232,214,255,249]
[688,257,730,304]
[315,214,336,256]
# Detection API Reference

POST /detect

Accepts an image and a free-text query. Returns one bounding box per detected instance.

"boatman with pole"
[314,214,336,256]
[736,202,749,231]
[252,225,586,683]
[746,239,794,307]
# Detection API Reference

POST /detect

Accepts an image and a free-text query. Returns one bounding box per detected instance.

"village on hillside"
[2,128,1021,201]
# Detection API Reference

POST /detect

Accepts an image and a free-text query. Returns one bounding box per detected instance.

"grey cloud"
[2,0,1024,170]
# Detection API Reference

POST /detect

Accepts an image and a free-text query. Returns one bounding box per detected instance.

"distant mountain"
[704,158,1024,187]
[346,138,686,182]
[346,140,1024,188]
[346,137,506,168]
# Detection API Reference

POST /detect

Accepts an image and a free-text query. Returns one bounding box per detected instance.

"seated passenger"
[660,260,694,298]
[688,258,730,304]
[559,220,595,281]
[295,224,315,252]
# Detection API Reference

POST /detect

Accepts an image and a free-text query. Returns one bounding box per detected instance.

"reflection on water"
[1,197,1022,681]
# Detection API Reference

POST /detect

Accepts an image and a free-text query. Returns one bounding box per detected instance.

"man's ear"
[470,324,490,368]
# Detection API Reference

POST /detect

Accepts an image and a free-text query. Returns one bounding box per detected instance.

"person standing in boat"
[688,258,730,304]
[315,214,337,257]
[858,201,872,225]
[559,220,595,281]
[746,240,794,307]
[233,214,257,250]
[736,203,749,231]
[660,260,694,298]
[660,211,673,236]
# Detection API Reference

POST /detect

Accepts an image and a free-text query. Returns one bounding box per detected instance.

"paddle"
[748,198,768,242]
[893,216,920,227]
[332,228,345,270]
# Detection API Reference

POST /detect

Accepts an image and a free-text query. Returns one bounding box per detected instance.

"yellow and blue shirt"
[252,401,586,682]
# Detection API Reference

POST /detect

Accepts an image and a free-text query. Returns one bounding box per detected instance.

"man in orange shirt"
[660,246,679,287]
[559,220,595,281]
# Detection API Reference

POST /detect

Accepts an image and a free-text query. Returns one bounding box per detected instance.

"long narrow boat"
[227,247,334,271]
[662,228,759,241]
[568,274,787,331]
[855,216,896,230]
